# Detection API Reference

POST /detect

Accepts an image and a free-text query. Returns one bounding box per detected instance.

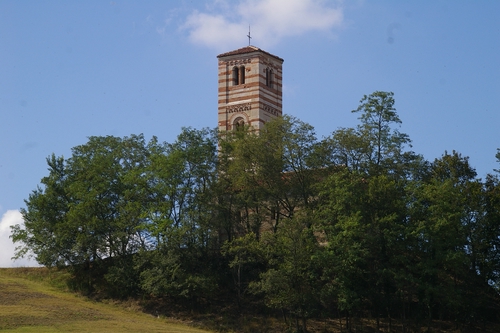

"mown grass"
[0,268,212,333]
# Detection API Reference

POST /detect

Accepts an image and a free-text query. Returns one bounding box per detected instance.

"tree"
[316,127,370,171]
[137,127,220,300]
[222,232,265,307]
[482,173,500,292]
[217,115,322,237]
[11,154,73,266]
[11,96,500,330]
[315,168,409,331]
[257,115,321,217]
[314,93,424,329]
[495,148,500,173]
[251,214,322,333]
[217,123,269,238]
[406,151,500,326]
[142,127,218,248]
[217,117,326,322]
[352,91,412,175]
[12,135,151,292]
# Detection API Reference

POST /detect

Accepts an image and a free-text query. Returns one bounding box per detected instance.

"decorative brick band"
[225,59,252,66]
[227,102,252,113]
[262,103,280,117]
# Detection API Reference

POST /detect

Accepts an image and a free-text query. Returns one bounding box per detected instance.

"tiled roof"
[217,46,284,62]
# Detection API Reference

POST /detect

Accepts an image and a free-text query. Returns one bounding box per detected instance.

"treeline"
[12,92,500,332]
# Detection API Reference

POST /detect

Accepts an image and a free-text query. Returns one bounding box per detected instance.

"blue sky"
[1,0,499,267]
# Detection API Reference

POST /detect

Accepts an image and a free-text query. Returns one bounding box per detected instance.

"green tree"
[495,148,500,173]
[257,115,321,217]
[217,124,268,237]
[217,115,322,237]
[251,214,322,333]
[316,127,370,171]
[222,232,265,307]
[405,151,500,326]
[314,92,422,329]
[137,127,220,300]
[315,168,410,330]
[319,91,420,182]
[481,173,500,292]
[11,154,73,266]
[352,91,411,171]
[217,117,325,320]
[12,135,151,292]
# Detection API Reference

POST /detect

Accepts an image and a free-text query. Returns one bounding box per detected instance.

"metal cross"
[247,26,252,45]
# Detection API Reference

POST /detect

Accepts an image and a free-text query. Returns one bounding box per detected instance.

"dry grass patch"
[0,268,211,333]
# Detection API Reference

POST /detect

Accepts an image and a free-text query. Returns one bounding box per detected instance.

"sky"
[1,0,499,267]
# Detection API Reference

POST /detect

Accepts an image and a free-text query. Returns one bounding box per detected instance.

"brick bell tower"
[217,46,284,132]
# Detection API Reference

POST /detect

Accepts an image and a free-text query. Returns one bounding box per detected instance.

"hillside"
[0,268,211,333]
[9,110,500,332]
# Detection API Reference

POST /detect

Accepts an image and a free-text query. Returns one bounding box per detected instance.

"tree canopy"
[11,91,500,332]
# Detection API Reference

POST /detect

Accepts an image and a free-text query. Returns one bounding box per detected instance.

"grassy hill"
[3,267,499,333]
[0,268,211,333]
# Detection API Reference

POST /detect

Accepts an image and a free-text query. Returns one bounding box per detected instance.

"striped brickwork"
[217,46,284,132]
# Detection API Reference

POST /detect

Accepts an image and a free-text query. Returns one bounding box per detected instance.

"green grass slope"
[0,268,211,333]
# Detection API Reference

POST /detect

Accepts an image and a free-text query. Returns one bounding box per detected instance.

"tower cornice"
[217,46,284,63]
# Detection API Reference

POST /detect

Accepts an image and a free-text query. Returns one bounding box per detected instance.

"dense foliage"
[12,92,500,332]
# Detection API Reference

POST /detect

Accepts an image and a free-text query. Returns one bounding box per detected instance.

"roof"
[217,46,284,62]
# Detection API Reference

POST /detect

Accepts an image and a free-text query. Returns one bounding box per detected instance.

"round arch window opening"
[233,117,245,131]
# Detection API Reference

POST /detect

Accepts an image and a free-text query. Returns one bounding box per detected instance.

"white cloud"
[0,210,39,267]
[182,0,344,50]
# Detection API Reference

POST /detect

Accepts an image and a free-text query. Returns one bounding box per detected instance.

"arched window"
[232,66,239,86]
[239,66,245,85]
[265,68,273,88]
[233,117,245,131]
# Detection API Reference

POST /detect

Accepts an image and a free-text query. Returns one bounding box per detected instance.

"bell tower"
[217,46,284,132]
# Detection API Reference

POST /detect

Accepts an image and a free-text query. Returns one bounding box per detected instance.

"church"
[217,45,284,132]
